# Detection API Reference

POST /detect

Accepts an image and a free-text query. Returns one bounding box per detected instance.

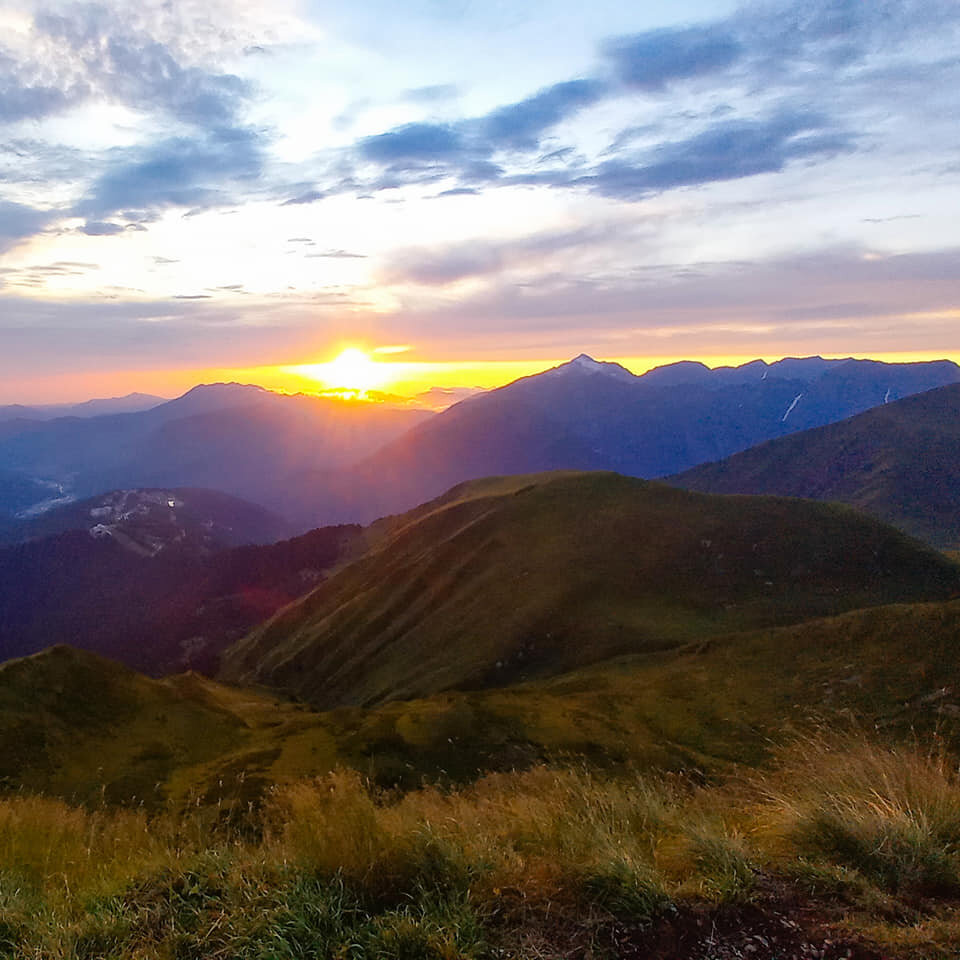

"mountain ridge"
[671,381,960,549]
[223,471,960,709]
[282,354,960,526]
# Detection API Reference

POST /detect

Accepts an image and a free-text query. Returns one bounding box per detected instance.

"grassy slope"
[672,382,960,549]
[312,596,960,788]
[7,591,960,812]
[220,471,960,708]
[0,646,275,805]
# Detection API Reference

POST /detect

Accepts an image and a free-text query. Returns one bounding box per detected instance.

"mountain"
[671,382,960,550]
[0,469,57,527]
[221,471,960,709]
[0,392,167,422]
[0,515,361,675]
[284,354,960,526]
[0,384,431,521]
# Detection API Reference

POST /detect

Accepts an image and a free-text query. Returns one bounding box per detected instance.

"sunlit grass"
[1,732,959,957]
[751,733,960,897]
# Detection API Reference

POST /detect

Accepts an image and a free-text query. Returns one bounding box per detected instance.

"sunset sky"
[1,0,959,403]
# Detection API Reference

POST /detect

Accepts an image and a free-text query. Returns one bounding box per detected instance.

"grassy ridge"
[308,597,960,789]
[0,647,256,805]
[5,598,960,809]
[221,472,960,708]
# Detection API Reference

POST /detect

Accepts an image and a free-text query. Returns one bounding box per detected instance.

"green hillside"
[220,471,960,708]
[297,596,960,788]
[4,595,960,812]
[672,382,960,549]
[0,646,261,805]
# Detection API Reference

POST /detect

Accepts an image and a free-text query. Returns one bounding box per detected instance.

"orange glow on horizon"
[6,349,960,407]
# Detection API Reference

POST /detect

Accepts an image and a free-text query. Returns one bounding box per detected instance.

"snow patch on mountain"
[552,354,638,383]
[782,394,803,422]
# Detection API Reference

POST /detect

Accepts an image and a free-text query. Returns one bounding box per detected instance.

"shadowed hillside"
[222,472,960,708]
[0,646,254,805]
[0,486,293,548]
[0,521,361,674]
[672,382,960,549]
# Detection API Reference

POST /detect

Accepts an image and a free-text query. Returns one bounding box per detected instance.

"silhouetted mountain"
[0,516,361,675]
[0,384,431,521]
[284,355,960,525]
[0,392,167,422]
[671,382,960,549]
[223,472,960,708]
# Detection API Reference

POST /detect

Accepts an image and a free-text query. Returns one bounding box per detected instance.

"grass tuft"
[754,734,960,897]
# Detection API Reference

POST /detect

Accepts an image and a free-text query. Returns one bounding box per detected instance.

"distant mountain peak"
[181,382,269,398]
[553,354,637,382]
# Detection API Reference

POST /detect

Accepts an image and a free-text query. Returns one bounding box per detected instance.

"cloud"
[403,83,458,103]
[603,25,743,90]
[479,78,607,149]
[376,245,960,360]
[80,220,126,236]
[354,77,607,181]
[33,6,253,127]
[304,249,366,259]
[75,126,266,219]
[383,224,638,287]
[310,0,959,207]
[0,50,88,123]
[577,110,855,199]
[281,189,325,205]
[0,201,56,253]
[359,122,465,165]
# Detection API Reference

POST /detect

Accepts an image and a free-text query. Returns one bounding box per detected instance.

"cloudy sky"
[1,0,959,402]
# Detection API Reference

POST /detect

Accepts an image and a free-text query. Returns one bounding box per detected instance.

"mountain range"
[0,392,167,422]
[672,382,960,549]
[0,383,429,523]
[282,354,960,526]
[1,352,957,684]
[2,355,957,533]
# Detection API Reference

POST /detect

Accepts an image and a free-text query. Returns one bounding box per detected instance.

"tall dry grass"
[264,765,679,915]
[1,731,959,958]
[0,796,194,907]
[750,733,960,896]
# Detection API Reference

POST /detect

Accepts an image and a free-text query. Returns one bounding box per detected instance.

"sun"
[301,348,390,394]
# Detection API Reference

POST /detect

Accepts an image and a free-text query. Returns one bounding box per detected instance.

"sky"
[1,0,959,403]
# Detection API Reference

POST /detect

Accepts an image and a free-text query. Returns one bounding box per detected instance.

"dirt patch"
[490,879,890,960]
[619,901,884,960]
